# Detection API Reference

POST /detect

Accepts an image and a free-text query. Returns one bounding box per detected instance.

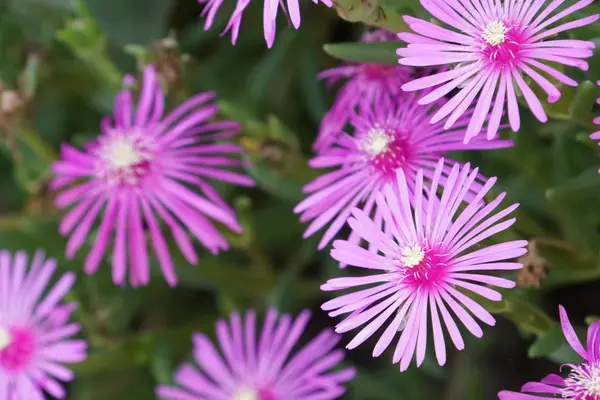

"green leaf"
[333,0,409,33]
[83,0,175,45]
[570,80,598,123]
[245,157,305,202]
[323,41,399,65]
[546,167,600,201]
[528,322,564,358]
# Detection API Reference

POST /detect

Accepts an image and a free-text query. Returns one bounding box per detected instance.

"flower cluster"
[0,0,597,395]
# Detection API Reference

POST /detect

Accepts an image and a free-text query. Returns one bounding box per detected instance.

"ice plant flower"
[498,305,600,399]
[0,250,87,398]
[315,29,413,153]
[51,65,254,287]
[321,159,527,371]
[295,92,513,251]
[156,308,355,399]
[397,0,599,142]
[198,0,331,48]
[589,81,600,173]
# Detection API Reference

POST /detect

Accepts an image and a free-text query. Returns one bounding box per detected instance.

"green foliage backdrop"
[0,0,600,398]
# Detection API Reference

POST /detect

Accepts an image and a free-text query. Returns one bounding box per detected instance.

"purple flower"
[498,305,600,399]
[295,92,513,251]
[397,0,599,143]
[321,159,527,371]
[316,29,413,153]
[0,250,87,398]
[198,0,331,48]
[590,81,600,172]
[156,308,355,400]
[51,65,254,287]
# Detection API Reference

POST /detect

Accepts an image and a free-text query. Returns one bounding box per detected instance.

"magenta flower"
[0,250,87,398]
[51,65,254,287]
[315,29,413,153]
[397,0,599,142]
[198,0,331,48]
[156,308,355,400]
[295,92,513,251]
[498,305,600,399]
[590,81,600,172]
[321,159,527,371]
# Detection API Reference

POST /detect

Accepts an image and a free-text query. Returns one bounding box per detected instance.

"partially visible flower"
[321,159,527,371]
[199,0,331,48]
[316,29,412,153]
[51,65,254,287]
[0,250,87,398]
[498,305,600,399]
[156,308,355,400]
[295,91,513,251]
[590,81,600,172]
[397,0,598,143]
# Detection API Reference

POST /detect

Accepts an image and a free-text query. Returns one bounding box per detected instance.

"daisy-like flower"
[321,159,527,371]
[156,308,355,399]
[198,0,331,48]
[51,65,254,287]
[397,0,599,143]
[315,29,413,153]
[295,91,513,251]
[0,250,87,398]
[589,81,600,172]
[499,305,600,399]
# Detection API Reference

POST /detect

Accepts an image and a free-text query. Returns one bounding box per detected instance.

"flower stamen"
[400,244,425,268]
[482,21,509,46]
[360,128,392,157]
[563,361,600,399]
[0,328,11,352]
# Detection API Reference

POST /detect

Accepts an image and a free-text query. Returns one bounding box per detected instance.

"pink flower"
[590,81,600,173]
[321,159,527,371]
[295,92,513,251]
[0,250,87,398]
[156,308,355,399]
[498,305,600,399]
[198,0,331,48]
[397,0,599,143]
[51,65,254,287]
[316,29,413,153]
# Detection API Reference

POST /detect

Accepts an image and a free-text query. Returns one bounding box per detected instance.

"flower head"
[199,0,332,48]
[156,309,355,400]
[321,159,527,371]
[51,65,254,287]
[589,81,600,173]
[397,0,599,142]
[0,250,87,398]
[316,29,413,153]
[295,92,513,251]
[499,305,600,399]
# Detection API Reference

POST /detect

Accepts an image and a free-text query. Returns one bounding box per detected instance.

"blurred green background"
[1,0,600,398]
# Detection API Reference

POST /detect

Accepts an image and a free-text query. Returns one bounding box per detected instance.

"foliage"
[0,0,599,398]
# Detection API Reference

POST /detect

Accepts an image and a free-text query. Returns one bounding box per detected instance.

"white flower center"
[563,361,600,399]
[104,136,143,170]
[360,128,392,156]
[233,386,259,400]
[97,131,155,185]
[0,327,12,351]
[400,244,425,268]
[482,21,508,46]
